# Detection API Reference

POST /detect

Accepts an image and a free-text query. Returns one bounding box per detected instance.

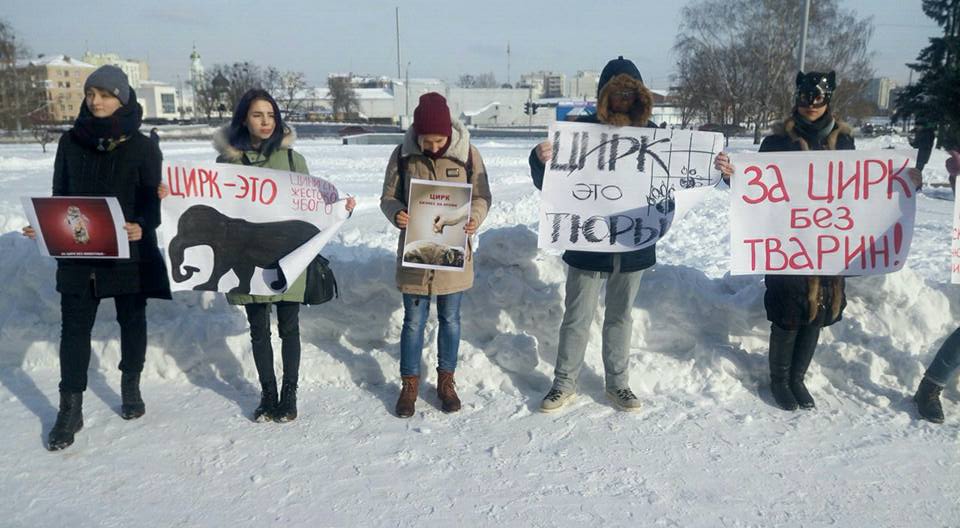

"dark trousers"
[59,291,148,393]
[244,302,301,387]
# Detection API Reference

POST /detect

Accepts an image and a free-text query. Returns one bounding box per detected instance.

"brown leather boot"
[437,369,461,413]
[395,375,419,418]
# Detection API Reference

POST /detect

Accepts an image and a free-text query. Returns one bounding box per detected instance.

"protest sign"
[402,179,473,271]
[729,149,917,275]
[158,162,349,294]
[22,196,128,258]
[538,122,724,252]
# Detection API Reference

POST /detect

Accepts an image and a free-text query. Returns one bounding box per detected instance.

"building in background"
[15,55,96,123]
[139,80,178,121]
[567,71,599,100]
[865,78,897,112]
[82,52,148,89]
[519,71,566,99]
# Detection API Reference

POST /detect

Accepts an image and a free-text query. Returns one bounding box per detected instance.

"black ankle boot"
[48,392,83,451]
[914,377,945,424]
[121,372,145,420]
[275,382,298,423]
[254,380,278,422]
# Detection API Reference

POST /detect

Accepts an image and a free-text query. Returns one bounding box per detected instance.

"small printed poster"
[21,196,129,259]
[402,179,473,271]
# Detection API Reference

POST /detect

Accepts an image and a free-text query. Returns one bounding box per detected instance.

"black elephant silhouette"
[168,205,320,293]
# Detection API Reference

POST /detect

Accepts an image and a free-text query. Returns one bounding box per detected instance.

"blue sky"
[5,0,940,88]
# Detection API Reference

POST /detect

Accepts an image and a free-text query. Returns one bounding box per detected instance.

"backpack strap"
[288,148,295,171]
[240,152,252,166]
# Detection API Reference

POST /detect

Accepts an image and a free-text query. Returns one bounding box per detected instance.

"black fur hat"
[795,71,836,108]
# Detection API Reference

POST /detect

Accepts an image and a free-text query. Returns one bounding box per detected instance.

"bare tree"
[274,71,308,117]
[29,110,55,152]
[327,76,358,120]
[674,0,874,143]
[457,72,498,88]
[0,19,43,133]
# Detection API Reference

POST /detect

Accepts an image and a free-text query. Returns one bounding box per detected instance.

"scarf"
[792,109,835,148]
[71,90,143,152]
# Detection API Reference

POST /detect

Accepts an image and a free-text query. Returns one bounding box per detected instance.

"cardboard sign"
[729,149,917,275]
[538,122,723,252]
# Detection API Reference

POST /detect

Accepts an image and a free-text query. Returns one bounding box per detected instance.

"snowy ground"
[1,135,959,526]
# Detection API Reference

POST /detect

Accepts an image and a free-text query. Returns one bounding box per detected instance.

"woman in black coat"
[23,65,170,450]
[736,71,920,412]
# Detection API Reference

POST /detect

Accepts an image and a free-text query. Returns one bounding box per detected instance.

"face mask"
[795,71,836,109]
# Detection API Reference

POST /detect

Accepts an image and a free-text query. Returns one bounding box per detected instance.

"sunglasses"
[612,90,636,98]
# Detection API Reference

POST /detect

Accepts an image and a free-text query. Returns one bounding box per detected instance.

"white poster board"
[158,161,349,294]
[729,149,917,276]
[538,122,724,252]
[21,196,129,259]
[402,179,473,271]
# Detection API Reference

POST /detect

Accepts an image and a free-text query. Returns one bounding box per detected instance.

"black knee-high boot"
[769,324,799,411]
[790,325,821,410]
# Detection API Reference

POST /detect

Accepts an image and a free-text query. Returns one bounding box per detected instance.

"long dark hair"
[227,89,286,157]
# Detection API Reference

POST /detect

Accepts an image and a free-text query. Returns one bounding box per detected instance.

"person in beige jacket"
[380,93,492,418]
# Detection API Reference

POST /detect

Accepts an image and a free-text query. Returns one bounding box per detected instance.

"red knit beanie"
[413,92,452,137]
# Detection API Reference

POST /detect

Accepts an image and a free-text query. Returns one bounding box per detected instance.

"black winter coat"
[759,116,854,329]
[52,131,171,299]
[529,114,660,273]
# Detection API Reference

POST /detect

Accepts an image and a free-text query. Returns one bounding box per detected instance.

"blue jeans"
[400,292,463,377]
[925,326,960,386]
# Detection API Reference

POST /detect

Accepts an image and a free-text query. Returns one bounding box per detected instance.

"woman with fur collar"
[380,92,492,418]
[212,89,354,423]
[730,71,920,412]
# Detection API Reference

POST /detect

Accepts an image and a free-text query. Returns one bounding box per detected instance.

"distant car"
[698,123,747,137]
[338,125,373,137]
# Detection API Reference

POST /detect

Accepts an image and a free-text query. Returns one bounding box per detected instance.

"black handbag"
[302,254,339,305]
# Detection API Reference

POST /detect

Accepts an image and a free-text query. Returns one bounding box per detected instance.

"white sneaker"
[540,387,575,413]
[606,387,642,412]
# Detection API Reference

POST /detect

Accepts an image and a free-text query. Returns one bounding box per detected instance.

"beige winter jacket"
[380,120,492,295]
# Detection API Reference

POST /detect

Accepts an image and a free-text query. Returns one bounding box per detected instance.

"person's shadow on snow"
[0,233,129,446]
[150,291,260,420]
[297,243,397,415]
[467,226,567,411]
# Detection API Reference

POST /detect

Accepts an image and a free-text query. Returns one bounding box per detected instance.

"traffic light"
[524,101,532,115]
[524,102,540,115]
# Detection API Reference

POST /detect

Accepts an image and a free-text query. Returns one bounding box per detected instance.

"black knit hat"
[598,56,643,97]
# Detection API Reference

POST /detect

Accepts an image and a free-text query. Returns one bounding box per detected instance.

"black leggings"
[244,302,301,387]
[59,291,147,393]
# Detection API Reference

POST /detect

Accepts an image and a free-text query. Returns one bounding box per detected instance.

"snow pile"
[1,137,959,526]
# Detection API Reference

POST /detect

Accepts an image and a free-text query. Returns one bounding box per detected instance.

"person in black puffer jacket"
[23,65,170,450]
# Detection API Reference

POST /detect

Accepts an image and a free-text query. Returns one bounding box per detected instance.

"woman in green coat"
[212,89,354,422]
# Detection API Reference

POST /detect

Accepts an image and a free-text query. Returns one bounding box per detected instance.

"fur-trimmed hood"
[212,125,298,162]
[773,116,852,151]
[400,118,471,163]
[596,73,654,127]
